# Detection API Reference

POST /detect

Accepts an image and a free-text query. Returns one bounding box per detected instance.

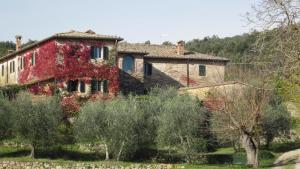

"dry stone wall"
[0,160,180,169]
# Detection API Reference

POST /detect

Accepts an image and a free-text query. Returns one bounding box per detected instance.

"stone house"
[0,30,229,97]
[118,41,229,93]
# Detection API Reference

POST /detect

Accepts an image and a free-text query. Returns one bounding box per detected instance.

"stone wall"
[144,58,226,89]
[0,160,178,169]
[117,53,145,94]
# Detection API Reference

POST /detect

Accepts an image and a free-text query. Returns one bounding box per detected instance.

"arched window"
[122,55,134,73]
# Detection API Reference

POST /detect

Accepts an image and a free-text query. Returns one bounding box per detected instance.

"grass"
[0,143,289,169]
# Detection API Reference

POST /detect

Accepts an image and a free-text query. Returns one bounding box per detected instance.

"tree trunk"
[29,144,35,159]
[104,143,109,160]
[117,141,125,161]
[241,133,259,168]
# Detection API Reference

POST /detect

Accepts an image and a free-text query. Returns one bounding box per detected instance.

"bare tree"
[247,0,300,103]
[207,85,270,168]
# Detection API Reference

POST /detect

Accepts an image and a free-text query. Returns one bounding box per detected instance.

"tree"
[261,95,291,149]
[248,0,300,108]
[162,41,173,46]
[144,40,151,45]
[74,101,110,159]
[75,95,158,161]
[156,93,208,162]
[0,41,15,58]
[209,86,270,168]
[0,93,12,140]
[11,93,63,158]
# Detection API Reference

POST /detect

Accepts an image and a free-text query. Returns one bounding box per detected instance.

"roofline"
[118,51,149,55]
[144,56,230,62]
[0,35,124,62]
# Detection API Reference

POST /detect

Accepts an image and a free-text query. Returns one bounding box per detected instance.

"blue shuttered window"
[122,55,134,73]
[199,65,206,76]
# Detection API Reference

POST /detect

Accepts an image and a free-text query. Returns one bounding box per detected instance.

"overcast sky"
[0,0,256,44]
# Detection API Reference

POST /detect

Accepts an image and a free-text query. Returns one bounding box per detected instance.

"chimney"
[15,35,22,51]
[176,40,185,55]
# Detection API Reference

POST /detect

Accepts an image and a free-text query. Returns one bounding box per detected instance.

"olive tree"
[76,95,158,161]
[11,93,63,158]
[74,101,109,159]
[0,93,12,141]
[209,86,270,168]
[261,96,291,148]
[156,93,208,162]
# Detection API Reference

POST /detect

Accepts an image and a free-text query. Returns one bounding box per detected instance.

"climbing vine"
[19,40,120,95]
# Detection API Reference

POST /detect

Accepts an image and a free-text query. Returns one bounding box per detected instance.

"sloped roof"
[118,43,229,62]
[0,30,123,61]
[55,30,123,40]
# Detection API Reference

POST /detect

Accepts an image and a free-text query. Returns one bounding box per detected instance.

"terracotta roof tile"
[118,43,229,61]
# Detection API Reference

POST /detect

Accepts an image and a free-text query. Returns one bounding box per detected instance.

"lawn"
[0,143,293,169]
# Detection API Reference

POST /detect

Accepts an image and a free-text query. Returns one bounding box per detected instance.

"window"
[91,79,109,93]
[67,80,78,92]
[199,65,206,76]
[80,81,86,93]
[12,61,15,73]
[20,57,25,70]
[9,61,15,73]
[122,55,134,73]
[91,46,102,59]
[31,52,36,66]
[1,65,4,76]
[103,46,109,60]
[144,63,152,76]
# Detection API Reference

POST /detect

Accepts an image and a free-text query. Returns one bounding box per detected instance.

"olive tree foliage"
[156,93,208,162]
[75,87,209,161]
[0,93,12,140]
[261,95,291,148]
[11,93,63,158]
[75,95,159,161]
[210,86,270,168]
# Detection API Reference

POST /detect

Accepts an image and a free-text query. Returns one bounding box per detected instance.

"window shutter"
[91,79,97,93]
[91,46,95,59]
[12,61,15,72]
[80,81,86,93]
[148,64,152,76]
[199,65,206,76]
[103,47,109,60]
[103,80,108,93]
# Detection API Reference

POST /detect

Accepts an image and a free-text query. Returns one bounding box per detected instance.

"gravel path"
[296,157,300,169]
[273,149,300,169]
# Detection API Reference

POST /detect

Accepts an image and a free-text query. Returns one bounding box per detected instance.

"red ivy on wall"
[19,41,57,84]
[19,40,120,95]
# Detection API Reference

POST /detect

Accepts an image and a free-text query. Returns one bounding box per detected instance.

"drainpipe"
[6,61,8,84]
[187,57,190,87]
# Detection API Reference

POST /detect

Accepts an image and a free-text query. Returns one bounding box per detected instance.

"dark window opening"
[67,80,78,92]
[31,52,36,66]
[102,80,108,93]
[122,55,134,73]
[144,63,152,76]
[103,46,109,60]
[12,61,15,73]
[1,65,4,76]
[91,79,109,94]
[80,81,86,93]
[199,65,206,76]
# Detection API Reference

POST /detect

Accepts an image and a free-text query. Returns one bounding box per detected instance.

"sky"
[0,0,256,44]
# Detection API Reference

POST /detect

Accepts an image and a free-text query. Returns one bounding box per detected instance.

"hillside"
[186,32,259,63]
[0,41,15,58]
